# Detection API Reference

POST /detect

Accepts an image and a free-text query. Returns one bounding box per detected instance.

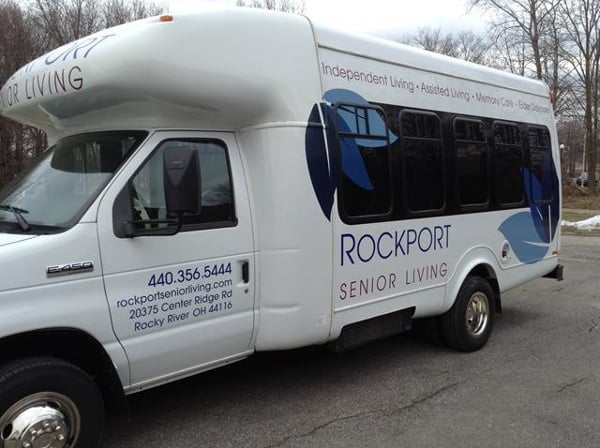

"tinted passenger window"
[528,126,554,203]
[335,104,392,219]
[400,111,444,211]
[494,123,524,205]
[130,139,235,231]
[454,119,488,206]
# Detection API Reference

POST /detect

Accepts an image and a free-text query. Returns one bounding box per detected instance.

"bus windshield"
[0,131,147,234]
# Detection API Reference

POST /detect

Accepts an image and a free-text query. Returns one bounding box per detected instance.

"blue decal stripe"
[305,104,334,220]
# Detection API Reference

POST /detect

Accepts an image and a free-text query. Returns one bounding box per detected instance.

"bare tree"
[31,0,163,46]
[454,30,491,65]
[403,27,455,55]
[467,0,561,80]
[32,0,100,46]
[402,27,491,65]
[0,0,163,189]
[467,0,576,118]
[235,0,305,14]
[559,0,600,194]
[406,1,597,195]
[0,1,35,74]
[542,6,574,117]
[487,26,528,74]
[103,0,163,28]
[558,119,586,178]
[0,0,38,185]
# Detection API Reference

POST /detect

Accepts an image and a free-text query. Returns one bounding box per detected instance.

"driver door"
[97,131,255,388]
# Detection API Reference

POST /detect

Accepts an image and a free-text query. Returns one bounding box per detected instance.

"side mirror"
[164,147,201,217]
[113,146,202,239]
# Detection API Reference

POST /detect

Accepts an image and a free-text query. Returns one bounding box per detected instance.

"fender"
[444,246,500,313]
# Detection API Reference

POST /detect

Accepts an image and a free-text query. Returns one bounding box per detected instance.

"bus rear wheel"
[442,276,495,352]
[0,357,103,448]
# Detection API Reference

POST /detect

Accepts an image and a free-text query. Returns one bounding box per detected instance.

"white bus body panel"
[237,125,332,349]
[312,27,560,334]
[0,226,130,385]
[0,8,561,393]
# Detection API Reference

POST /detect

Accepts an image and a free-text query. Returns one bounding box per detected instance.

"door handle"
[242,261,249,283]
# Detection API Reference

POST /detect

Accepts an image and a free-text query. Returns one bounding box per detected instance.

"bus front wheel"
[442,276,495,352]
[0,357,103,448]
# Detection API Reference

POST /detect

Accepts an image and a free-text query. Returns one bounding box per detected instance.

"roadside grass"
[561,184,600,236]
[562,210,596,222]
[562,183,600,210]
[561,225,600,236]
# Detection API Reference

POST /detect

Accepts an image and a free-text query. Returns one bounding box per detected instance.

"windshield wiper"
[0,205,31,231]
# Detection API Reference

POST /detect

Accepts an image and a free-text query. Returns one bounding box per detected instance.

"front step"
[328,307,415,352]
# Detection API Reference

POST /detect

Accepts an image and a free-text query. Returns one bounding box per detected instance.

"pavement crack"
[556,377,588,393]
[262,381,460,448]
[262,410,374,448]
[385,381,461,416]
[588,316,600,332]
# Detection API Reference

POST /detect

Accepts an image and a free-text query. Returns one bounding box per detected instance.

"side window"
[400,111,444,212]
[527,126,554,204]
[493,122,524,206]
[130,139,235,231]
[454,118,488,207]
[334,104,392,220]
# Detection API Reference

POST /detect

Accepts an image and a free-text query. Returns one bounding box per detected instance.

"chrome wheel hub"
[465,292,489,337]
[0,393,80,448]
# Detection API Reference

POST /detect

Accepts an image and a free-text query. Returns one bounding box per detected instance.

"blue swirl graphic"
[499,154,559,263]
[498,212,549,264]
[305,89,397,220]
[305,104,334,220]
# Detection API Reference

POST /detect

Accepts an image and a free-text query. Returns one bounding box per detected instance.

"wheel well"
[467,265,501,313]
[0,329,125,410]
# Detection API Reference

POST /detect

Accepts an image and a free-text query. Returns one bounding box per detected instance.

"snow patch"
[561,215,600,230]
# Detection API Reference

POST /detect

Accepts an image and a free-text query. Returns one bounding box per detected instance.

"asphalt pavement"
[102,235,600,448]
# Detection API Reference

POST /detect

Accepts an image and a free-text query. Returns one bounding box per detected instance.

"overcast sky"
[166,0,485,38]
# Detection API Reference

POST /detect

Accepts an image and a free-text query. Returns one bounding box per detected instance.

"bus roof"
[0,8,322,138]
[0,8,551,139]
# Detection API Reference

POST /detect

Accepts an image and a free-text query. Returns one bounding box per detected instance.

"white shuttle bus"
[0,8,562,447]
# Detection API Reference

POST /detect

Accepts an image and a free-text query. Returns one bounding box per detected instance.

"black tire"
[441,276,495,352]
[0,357,104,448]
